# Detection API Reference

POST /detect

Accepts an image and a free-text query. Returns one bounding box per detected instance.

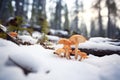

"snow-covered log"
[0,24,20,45]
[72,37,120,57]
[8,57,35,75]
[79,48,120,57]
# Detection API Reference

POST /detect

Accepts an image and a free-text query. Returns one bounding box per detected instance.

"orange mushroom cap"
[9,32,18,37]
[58,38,71,45]
[69,35,86,45]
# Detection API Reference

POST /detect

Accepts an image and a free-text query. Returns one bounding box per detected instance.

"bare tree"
[106,0,117,38]
[90,20,98,37]
[31,0,46,25]
[70,0,80,34]
[92,0,105,37]
[63,4,69,32]
[15,0,25,17]
[54,0,62,29]
[0,0,13,24]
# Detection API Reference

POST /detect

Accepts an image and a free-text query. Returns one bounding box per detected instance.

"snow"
[19,30,31,35]
[18,35,38,44]
[49,29,68,36]
[89,37,112,42]
[79,41,120,50]
[18,33,60,44]
[0,37,120,80]
[89,37,120,46]
[32,31,42,39]
[0,66,27,80]
[32,31,60,42]
[0,38,18,47]
[0,24,7,32]
[47,35,60,42]
[78,37,120,51]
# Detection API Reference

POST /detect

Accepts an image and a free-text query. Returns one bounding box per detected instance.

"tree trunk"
[71,48,120,57]
[54,0,62,29]
[98,0,104,37]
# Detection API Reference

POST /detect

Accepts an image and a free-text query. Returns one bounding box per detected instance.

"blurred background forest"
[0,0,120,39]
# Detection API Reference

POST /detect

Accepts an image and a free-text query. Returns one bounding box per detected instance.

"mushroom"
[72,50,88,61]
[58,38,71,45]
[9,32,18,38]
[69,35,86,59]
[58,38,72,59]
[54,48,65,57]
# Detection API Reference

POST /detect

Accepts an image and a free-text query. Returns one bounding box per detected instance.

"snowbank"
[32,31,42,39]
[0,38,120,80]
[32,31,60,42]
[47,35,60,42]
[0,38,18,47]
[18,35,38,44]
[78,37,120,51]
[49,29,68,36]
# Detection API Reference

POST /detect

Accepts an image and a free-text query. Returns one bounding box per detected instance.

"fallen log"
[0,24,19,45]
[78,48,120,57]
[71,37,120,57]
[8,56,37,75]
[71,44,120,57]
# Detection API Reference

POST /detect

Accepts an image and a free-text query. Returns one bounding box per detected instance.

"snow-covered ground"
[0,38,120,80]
[17,34,120,50]
[78,37,120,51]
[17,32,60,44]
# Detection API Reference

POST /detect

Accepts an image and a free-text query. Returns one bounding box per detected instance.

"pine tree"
[92,0,104,37]
[90,20,97,37]
[39,17,49,42]
[7,16,23,33]
[106,0,117,38]
[63,4,69,32]
[54,0,62,30]
[0,0,13,24]
[31,0,46,25]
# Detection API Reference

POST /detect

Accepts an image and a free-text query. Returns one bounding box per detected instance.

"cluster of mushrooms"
[54,34,88,61]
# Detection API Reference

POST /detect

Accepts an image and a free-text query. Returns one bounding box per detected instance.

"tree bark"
[72,48,120,57]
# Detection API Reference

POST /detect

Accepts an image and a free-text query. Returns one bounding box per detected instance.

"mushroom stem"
[65,50,71,59]
[63,45,71,59]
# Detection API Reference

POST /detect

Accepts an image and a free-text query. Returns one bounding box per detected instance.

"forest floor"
[0,36,120,80]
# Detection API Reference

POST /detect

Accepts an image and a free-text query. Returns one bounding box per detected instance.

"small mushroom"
[9,32,18,38]
[58,38,71,45]
[58,38,72,59]
[69,35,86,59]
[54,48,65,57]
[72,50,88,61]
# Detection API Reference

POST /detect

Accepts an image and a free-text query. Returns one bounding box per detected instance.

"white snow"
[79,41,120,50]
[89,37,120,45]
[0,37,120,80]
[89,37,112,42]
[49,29,68,36]
[18,35,38,44]
[78,37,120,51]
[47,35,60,42]
[32,31,42,39]
[32,31,60,42]
[0,38,18,47]
[0,24,7,32]
[18,33,60,45]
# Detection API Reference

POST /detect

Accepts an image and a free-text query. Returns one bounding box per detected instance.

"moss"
[39,17,49,42]
[25,28,34,36]
[39,18,49,34]
[7,16,23,33]
[41,33,48,42]
[0,32,7,39]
